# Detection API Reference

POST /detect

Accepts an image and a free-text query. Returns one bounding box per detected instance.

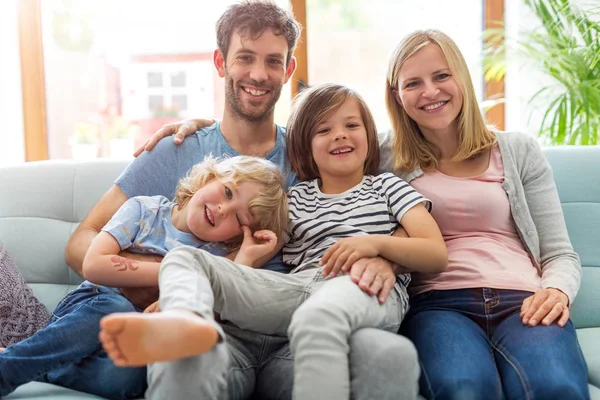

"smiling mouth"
[205,206,215,226]
[420,100,449,111]
[242,86,269,96]
[330,147,354,155]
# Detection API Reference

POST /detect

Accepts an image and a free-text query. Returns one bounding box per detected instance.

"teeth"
[331,148,353,155]
[243,87,268,96]
[206,207,214,226]
[422,101,447,111]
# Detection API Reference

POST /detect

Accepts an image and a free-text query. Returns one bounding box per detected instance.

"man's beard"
[225,76,282,122]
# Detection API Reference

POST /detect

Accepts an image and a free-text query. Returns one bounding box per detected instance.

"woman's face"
[396,43,463,137]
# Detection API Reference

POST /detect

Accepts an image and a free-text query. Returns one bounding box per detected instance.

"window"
[306,0,484,133]
[37,0,291,160]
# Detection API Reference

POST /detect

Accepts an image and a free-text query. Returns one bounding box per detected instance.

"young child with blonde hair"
[0,155,287,399]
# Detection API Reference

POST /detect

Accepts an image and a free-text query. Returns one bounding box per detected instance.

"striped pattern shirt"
[284,172,431,290]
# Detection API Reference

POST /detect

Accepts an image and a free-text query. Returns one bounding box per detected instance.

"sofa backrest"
[543,146,600,329]
[0,159,129,311]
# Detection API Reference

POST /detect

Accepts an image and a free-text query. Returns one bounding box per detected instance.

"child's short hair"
[286,83,380,182]
[174,155,288,248]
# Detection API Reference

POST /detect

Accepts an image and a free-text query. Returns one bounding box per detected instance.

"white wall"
[0,0,25,165]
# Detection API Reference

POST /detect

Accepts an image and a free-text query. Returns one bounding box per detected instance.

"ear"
[283,56,297,84]
[214,49,226,78]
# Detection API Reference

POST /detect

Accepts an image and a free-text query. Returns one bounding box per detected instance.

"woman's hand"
[520,288,570,327]
[347,257,397,304]
[320,236,381,277]
[234,227,278,267]
[133,118,215,157]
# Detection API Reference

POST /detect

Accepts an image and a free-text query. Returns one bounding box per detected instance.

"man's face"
[215,28,296,122]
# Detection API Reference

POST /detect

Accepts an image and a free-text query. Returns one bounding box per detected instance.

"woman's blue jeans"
[401,288,589,400]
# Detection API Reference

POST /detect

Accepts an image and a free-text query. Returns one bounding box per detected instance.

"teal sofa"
[0,145,598,399]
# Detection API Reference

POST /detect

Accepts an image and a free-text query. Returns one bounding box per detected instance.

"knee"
[288,301,348,340]
[431,377,496,400]
[529,378,589,400]
[352,331,418,372]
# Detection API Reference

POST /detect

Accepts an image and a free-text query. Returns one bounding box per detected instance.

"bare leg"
[99,310,219,366]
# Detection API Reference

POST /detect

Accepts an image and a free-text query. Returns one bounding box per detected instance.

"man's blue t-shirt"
[115,122,295,272]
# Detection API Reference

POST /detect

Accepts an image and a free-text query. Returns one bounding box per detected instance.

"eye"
[268,58,283,66]
[225,186,233,199]
[404,81,419,89]
[316,127,330,135]
[436,73,451,80]
[239,55,253,62]
[347,122,360,129]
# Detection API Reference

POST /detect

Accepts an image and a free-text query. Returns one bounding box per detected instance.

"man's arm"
[65,184,129,277]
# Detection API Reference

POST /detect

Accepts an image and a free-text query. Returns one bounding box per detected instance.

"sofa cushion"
[0,242,50,346]
[543,146,600,329]
[578,327,600,387]
[6,382,105,399]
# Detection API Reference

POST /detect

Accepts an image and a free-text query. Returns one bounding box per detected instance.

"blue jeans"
[401,288,589,400]
[0,282,147,399]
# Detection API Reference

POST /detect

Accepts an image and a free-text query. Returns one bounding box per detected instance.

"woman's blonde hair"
[286,83,380,181]
[385,29,496,172]
[174,155,288,249]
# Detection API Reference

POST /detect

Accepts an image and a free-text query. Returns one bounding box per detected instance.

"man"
[66,1,419,399]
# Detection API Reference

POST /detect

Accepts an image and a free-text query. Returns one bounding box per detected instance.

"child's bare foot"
[0,347,5,352]
[99,310,219,366]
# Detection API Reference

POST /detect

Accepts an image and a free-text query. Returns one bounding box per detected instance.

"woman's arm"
[82,232,161,287]
[521,136,581,302]
[321,203,447,276]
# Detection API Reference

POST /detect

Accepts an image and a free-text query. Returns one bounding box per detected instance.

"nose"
[218,203,231,217]
[249,62,268,83]
[422,80,440,98]
[333,128,348,141]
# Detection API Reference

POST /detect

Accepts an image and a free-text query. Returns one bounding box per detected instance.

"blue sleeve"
[102,198,143,251]
[115,138,184,199]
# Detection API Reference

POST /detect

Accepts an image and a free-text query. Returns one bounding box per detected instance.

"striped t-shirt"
[284,173,431,283]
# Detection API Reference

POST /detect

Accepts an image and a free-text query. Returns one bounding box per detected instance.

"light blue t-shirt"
[102,195,217,255]
[115,122,294,272]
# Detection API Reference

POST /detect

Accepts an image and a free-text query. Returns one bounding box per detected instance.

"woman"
[383,29,589,399]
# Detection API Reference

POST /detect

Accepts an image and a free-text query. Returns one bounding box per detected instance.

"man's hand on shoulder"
[133,118,216,157]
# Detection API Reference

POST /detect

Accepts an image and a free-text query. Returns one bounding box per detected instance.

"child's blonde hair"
[174,155,288,248]
[385,29,496,172]
[286,83,380,181]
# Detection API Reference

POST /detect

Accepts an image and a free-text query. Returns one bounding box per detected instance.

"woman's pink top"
[409,145,541,295]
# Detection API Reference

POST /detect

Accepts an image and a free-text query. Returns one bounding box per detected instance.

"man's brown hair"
[286,83,380,182]
[216,0,301,67]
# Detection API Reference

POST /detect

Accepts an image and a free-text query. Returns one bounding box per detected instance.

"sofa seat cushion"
[6,382,105,399]
[578,327,600,388]
[0,242,50,347]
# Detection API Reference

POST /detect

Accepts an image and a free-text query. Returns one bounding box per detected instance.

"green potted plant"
[483,0,600,145]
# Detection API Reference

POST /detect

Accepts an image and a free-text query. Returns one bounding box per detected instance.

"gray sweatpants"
[147,246,417,400]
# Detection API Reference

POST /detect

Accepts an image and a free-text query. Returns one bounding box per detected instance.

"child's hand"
[236,226,278,267]
[143,300,160,313]
[320,236,381,277]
